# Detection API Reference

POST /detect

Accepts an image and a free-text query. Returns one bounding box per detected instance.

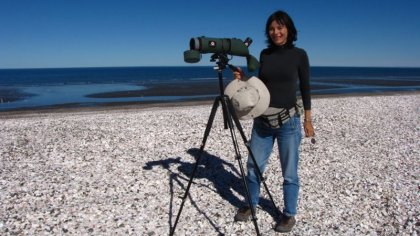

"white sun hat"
[224,76,270,120]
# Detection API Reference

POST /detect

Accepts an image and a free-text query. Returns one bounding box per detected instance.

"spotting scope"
[183,36,259,72]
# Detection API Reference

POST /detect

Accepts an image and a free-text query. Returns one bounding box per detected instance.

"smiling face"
[268,20,289,46]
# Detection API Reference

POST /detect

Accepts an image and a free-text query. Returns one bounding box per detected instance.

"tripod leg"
[226,97,281,219]
[170,97,221,236]
[220,96,261,236]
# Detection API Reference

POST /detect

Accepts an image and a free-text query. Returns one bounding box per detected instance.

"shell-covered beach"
[0,94,419,235]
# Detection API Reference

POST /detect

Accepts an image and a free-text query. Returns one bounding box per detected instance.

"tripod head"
[210,52,230,70]
[207,52,244,100]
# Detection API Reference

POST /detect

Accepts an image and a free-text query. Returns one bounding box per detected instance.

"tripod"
[170,53,279,236]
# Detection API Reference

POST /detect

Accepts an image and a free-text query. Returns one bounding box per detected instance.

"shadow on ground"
[143,147,281,234]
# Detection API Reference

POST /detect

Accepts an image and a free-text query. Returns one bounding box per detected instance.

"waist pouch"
[259,101,303,128]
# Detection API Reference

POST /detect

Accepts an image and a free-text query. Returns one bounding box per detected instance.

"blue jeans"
[246,114,302,216]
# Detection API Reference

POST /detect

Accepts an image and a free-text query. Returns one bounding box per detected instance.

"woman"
[233,10,315,233]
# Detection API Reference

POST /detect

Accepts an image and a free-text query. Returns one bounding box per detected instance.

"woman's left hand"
[303,120,315,137]
[303,110,315,137]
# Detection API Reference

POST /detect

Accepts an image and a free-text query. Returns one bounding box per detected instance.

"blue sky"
[1,0,420,69]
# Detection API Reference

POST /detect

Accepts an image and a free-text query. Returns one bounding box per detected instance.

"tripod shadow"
[143,147,278,233]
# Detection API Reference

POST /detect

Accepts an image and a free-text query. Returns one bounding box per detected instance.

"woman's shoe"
[234,207,256,222]
[274,215,296,233]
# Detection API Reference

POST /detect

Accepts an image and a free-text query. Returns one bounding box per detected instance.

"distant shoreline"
[2,66,419,112]
[1,90,419,119]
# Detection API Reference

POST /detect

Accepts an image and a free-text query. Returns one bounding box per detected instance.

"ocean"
[1,66,419,111]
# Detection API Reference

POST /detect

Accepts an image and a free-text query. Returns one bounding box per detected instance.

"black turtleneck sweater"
[258,46,311,110]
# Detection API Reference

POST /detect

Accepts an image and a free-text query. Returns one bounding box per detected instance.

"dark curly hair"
[265,10,297,48]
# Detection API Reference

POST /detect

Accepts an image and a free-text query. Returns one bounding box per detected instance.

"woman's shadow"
[143,147,278,233]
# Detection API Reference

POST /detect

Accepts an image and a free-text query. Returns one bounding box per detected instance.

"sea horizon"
[2,65,420,70]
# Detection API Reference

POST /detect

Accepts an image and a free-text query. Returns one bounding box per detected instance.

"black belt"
[259,106,297,128]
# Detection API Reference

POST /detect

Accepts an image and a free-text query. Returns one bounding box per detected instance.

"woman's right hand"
[233,67,244,80]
